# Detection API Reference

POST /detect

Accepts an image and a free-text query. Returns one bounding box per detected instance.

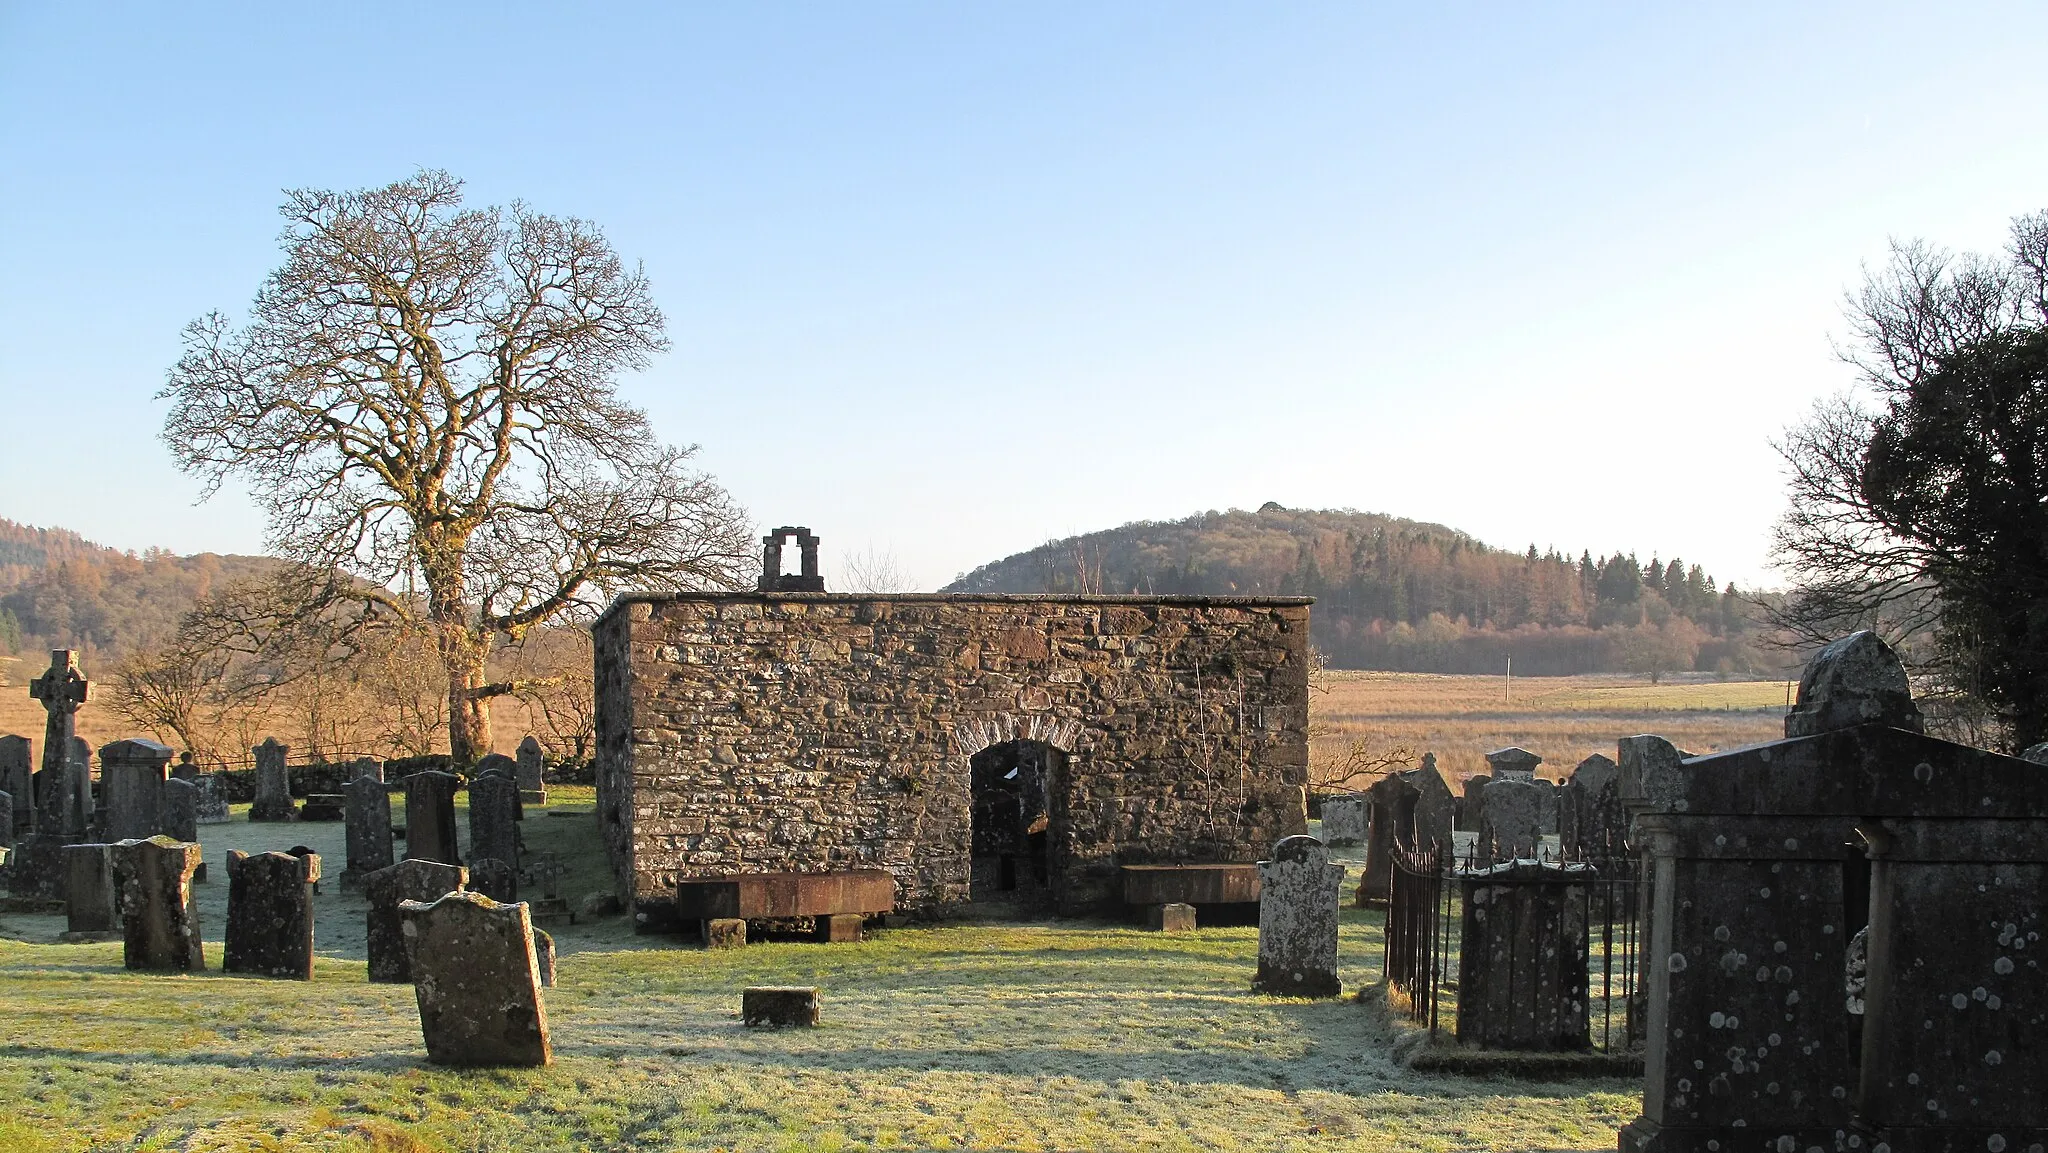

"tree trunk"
[427,548,492,764]
[445,646,493,765]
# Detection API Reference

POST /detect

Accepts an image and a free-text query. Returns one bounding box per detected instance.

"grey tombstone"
[468,857,516,904]
[0,789,11,867]
[63,842,118,934]
[249,737,295,821]
[1407,754,1458,854]
[532,928,556,988]
[1476,775,1546,860]
[1561,753,1624,857]
[743,986,820,1026]
[0,734,31,834]
[69,735,94,836]
[223,849,319,979]
[1782,628,1924,737]
[1456,860,1590,1050]
[101,738,173,842]
[161,777,199,843]
[398,890,552,1066]
[403,771,462,865]
[1252,834,1345,998]
[467,773,519,896]
[363,858,467,982]
[342,775,395,885]
[193,774,231,824]
[1356,772,1408,904]
[110,835,204,971]
[1319,793,1366,845]
[515,736,547,804]
[351,756,384,783]
[28,652,89,837]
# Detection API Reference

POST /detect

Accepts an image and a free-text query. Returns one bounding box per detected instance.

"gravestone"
[342,774,395,886]
[0,789,11,867]
[532,928,556,987]
[63,842,118,934]
[162,778,199,843]
[525,852,574,927]
[193,774,231,823]
[467,773,519,896]
[1319,793,1366,845]
[1621,632,2048,1153]
[468,857,516,904]
[1458,773,1487,832]
[1476,775,1546,860]
[516,736,547,804]
[1252,834,1345,997]
[403,771,462,864]
[362,858,467,982]
[1484,746,1542,779]
[299,793,344,821]
[101,738,173,842]
[69,736,94,836]
[1,734,30,833]
[399,890,552,1066]
[1560,753,1624,857]
[743,986,821,1026]
[249,738,295,821]
[1407,754,1457,854]
[223,848,319,979]
[29,652,89,837]
[1455,860,1591,1050]
[351,757,384,783]
[1356,772,1408,905]
[110,835,204,971]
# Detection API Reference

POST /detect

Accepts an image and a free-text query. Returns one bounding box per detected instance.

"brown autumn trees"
[160,171,752,762]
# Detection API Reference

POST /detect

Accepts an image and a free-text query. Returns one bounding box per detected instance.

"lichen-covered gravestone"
[341,774,394,887]
[467,773,520,899]
[1407,754,1457,854]
[363,858,467,982]
[30,651,90,838]
[1476,775,1546,860]
[223,848,319,979]
[403,771,462,865]
[1319,794,1366,846]
[193,774,231,824]
[515,736,547,804]
[399,890,552,1066]
[110,835,203,971]
[162,778,199,843]
[248,737,295,821]
[1560,753,1623,857]
[1252,834,1346,998]
[63,842,118,935]
[0,734,31,834]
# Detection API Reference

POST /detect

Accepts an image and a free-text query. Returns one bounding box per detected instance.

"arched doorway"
[969,739,1067,904]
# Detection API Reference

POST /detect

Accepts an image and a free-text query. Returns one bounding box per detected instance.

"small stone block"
[743,986,819,1027]
[298,794,346,821]
[815,913,864,943]
[1149,902,1197,932]
[528,896,574,928]
[704,917,747,949]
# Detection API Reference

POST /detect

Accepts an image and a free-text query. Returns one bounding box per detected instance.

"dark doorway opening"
[970,740,1063,904]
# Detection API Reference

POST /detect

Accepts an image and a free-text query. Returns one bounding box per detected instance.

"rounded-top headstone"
[1270,833,1327,864]
[1783,630,1924,738]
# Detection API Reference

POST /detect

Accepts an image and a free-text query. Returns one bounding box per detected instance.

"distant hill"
[943,505,1774,676]
[0,518,279,663]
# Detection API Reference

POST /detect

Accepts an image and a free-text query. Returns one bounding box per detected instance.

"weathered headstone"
[249,737,295,821]
[223,849,319,979]
[0,789,12,867]
[193,774,231,824]
[1485,746,1542,779]
[1148,901,1196,931]
[468,857,516,904]
[351,756,384,783]
[399,890,552,1066]
[525,852,573,927]
[342,774,394,886]
[1456,860,1591,1050]
[69,735,94,836]
[101,738,174,842]
[532,928,556,987]
[362,858,466,982]
[63,842,118,935]
[1319,793,1366,845]
[1356,772,1408,905]
[110,835,204,971]
[516,736,547,804]
[467,773,519,897]
[1560,753,1623,857]
[1476,775,1546,860]
[162,778,198,842]
[299,793,344,821]
[29,652,89,837]
[1781,628,1924,737]
[1406,754,1457,854]
[1252,834,1345,997]
[0,734,31,834]
[403,771,462,864]
[743,986,820,1026]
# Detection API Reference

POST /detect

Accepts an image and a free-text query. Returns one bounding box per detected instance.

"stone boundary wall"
[595,593,1312,925]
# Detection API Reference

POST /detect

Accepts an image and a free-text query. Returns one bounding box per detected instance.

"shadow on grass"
[0,1041,428,1073]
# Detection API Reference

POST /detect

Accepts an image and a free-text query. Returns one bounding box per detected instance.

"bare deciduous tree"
[161,171,753,761]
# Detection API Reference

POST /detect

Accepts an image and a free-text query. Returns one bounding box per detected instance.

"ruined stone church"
[594,527,1311,927]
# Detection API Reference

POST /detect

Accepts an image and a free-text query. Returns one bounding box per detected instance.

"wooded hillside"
[944,505,1780,676]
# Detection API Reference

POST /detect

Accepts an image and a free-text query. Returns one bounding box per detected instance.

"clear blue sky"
[4,3,2046,590]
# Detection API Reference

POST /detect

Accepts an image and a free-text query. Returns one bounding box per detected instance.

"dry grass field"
[1312,671,1791,788]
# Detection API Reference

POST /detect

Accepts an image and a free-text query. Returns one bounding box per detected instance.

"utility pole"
[1505,655,1512,704]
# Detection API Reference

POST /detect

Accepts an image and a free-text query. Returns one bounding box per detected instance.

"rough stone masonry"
[596,584,1312,924]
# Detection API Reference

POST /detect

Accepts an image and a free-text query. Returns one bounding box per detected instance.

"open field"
[0,796,1637,1153]
[1312,671,1791,787]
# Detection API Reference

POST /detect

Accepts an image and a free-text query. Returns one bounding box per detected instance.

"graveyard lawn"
[0,799,1636,1153]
